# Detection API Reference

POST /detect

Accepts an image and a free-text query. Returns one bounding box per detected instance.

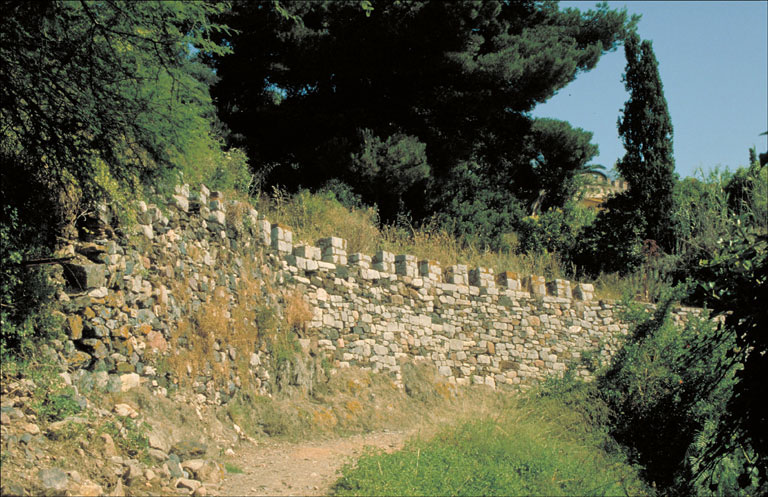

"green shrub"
[598,291,741,494]
[224,463,244,474]
[101,417,151,463]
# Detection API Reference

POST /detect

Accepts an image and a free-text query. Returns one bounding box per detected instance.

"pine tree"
[616,33,677,250]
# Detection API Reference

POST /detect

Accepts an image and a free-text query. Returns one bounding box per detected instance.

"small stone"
[145,330,167,352]
[88,287,108,298]
[176,478,202,492]
[167,459,184,478]
[101,433,117,457]
[109,478,125,497]
[148,431,170,453]
[0,412,10,425]
[76,479,104,496]
[120,373,141,392]
[23,422,40,435]
[67,315,84,340]
[181,459,206,473]
[195,461,223,484]
[63,263,106,290]
[148,448,169,462]
[113,403,139,418]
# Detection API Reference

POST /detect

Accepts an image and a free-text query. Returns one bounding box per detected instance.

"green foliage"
[0,205,63,358]
[101,417,151,463]
[349,129,430,222]
[176,135,252,194]
[525,118,600,213]
[688,165,768,489]
[333,381,646,496]
[614,32,677,250]
[1,0,231,246]
[517,200,596,257]
[211,0,633,230]
[430,161,527,251]
[6,360,83,423]
[575,194,647,276]
[576,33,677,278]
[597,291,750,495]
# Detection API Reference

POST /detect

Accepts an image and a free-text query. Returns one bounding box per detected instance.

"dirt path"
[215,430,411,496]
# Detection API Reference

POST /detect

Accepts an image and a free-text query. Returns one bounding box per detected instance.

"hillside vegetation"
[2,1,766,496]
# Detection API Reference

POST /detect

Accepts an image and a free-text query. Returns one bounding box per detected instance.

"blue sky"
[532,1,768,179]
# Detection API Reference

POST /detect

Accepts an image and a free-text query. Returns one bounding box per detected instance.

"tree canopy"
[0,0,230,240]
[209,0,635,238]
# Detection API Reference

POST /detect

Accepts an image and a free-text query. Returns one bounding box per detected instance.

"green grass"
[224,462,244,474]
[332,380,648,496]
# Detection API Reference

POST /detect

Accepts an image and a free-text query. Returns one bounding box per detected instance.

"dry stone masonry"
[55,184,702,401]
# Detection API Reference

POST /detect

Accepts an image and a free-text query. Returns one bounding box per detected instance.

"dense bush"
[516,200,596,258]
[597,285,765,495]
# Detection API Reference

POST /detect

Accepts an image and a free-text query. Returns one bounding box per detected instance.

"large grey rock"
[63,263,106,290]
[38,468,68,494]
[172,439,207,458]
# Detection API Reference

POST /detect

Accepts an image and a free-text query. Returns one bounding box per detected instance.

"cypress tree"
[616,33,677,250]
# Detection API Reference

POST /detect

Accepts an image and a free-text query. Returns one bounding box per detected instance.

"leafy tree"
[524,118,600,215]
[598,292,739,494]
[1,0,231,239]
[348,129,430,222]
[209,0,634,232]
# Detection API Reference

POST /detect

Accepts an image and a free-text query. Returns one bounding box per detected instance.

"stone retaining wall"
[55,184,702,401]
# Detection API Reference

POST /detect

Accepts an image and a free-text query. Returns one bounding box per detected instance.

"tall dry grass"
[255,187,568,280]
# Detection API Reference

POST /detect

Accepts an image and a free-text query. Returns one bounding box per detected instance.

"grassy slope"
[332,380,648,496]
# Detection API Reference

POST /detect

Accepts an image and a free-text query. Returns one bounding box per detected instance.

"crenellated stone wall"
[54,184,702,402]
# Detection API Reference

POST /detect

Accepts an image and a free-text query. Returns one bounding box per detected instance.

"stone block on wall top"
[349,253,372,268]
[469,267,495,287]
[271,223,293,254]
[418,260,442,280]
[257,219,271,246]
[527,275,547,296]
[444,264,469,285]
[546,278,572,299]
[317,236,347,251]
[208,210,226,227]
[372,250,395,273]
[573,282,594,301]
[497,271,522,290]
[317,237,347,265]
[293,244,321,260]
[395,254,417,277]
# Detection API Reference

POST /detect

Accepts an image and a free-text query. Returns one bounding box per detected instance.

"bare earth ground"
[215,430,411,496]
